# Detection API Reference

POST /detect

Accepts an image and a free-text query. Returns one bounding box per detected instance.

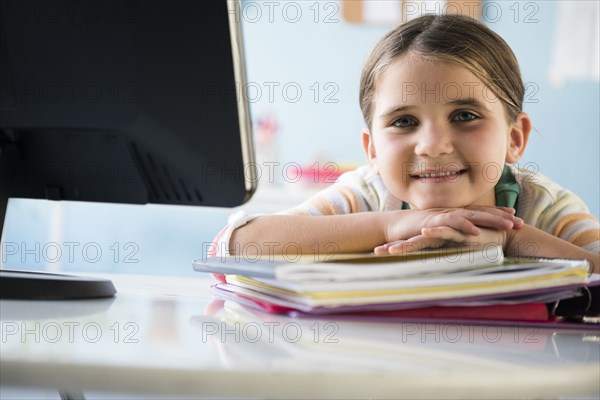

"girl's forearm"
[506,224,600,273]
[229,213,389,256]
[229,207,523,258]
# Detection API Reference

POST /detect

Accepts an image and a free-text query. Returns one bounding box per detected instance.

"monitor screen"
[0,0,257,298]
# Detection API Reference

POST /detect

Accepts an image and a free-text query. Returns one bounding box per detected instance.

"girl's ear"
[506,112,532,163]
[362,128,379,173]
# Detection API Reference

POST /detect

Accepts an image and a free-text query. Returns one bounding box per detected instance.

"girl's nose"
[414,123,454,158]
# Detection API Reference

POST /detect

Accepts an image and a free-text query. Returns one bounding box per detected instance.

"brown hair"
[359,14,524,129]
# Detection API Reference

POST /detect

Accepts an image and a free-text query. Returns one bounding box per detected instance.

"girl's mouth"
[411,168,468,181]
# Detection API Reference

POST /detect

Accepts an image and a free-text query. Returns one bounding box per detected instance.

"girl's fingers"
[512,217,524,229]
[462,206,523,229]
[427,212,496,235]
[374,243,390,255]
[387,235,446,255]
[465,205,515,215]
[450,209,521,231]
[374,241,402,255]
[458,210,513,229]
[384,227,475,255]
[492,206,516,214]
[425,213,477,235]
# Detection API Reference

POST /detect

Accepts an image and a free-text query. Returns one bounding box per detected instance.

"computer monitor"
[0,0,257,299]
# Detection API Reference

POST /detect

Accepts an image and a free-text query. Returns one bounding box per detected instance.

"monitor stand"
[0,141,116,300]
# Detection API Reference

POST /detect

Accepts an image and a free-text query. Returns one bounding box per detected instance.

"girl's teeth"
[420,171,460,178]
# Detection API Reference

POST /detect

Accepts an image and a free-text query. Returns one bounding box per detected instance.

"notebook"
[194,244,597,325]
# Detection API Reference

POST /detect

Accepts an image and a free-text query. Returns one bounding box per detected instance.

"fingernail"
[388,246,402,255]
[388,244,402,252]
[472,226,481,234]
[375,245,389,253]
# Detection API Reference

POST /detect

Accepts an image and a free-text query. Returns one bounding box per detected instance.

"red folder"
[212,284,549,321]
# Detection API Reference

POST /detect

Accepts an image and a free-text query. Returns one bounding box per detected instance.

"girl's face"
[363,53,529,210]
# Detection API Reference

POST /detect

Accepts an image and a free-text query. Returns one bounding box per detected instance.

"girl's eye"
[452,111,478,122]
[392,116,417,128]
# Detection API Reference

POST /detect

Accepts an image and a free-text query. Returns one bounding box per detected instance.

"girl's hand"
[383,206,523,247]
[376,226,509,255]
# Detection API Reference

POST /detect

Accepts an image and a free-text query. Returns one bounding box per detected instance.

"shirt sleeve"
[280,183,373,216]
[207,210,264,257]
[515,166,600,253]
[280,166,388,216]
[540,191,600,252]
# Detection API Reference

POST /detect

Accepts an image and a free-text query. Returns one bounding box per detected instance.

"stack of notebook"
[194,245,597,324]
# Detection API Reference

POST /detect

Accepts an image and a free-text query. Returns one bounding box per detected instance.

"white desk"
[1,273,599,399]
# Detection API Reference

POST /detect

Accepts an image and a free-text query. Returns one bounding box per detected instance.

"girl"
[212,14,600,273]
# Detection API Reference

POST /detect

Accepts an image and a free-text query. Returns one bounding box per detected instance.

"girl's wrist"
[503,227,518,255]
[382,210,407,243]
[380,211,393,243]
